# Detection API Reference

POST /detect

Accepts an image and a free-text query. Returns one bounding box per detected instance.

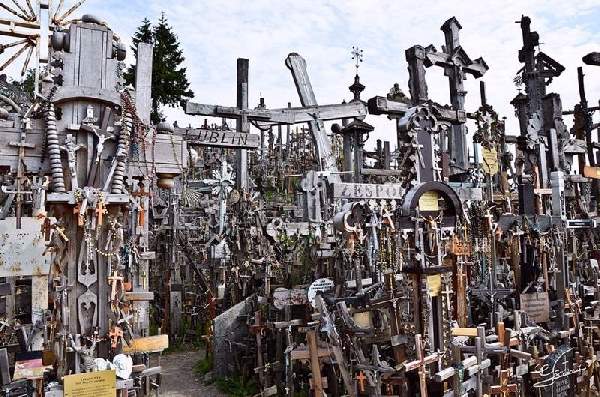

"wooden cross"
[185,54,368,182]
[356,370,367,393]
[109,325,123,349]
[289,330,331,395]
[403,334,439,397]
[6,128,35,229]
[108,271,123,309]
[95,194,107,226]
[489,369,518,397]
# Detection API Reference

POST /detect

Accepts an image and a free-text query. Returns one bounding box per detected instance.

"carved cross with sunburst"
[0,0,86,90]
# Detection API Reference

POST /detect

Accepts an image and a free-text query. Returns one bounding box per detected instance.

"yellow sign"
[64,370,116,397]
[427,274,441,297]
[418,191,439,211]
[482,147,499,175]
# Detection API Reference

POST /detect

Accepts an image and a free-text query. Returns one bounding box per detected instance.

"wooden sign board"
[520,292,550,322]
[122,334,169,354]
[331,182,404,200]
[188,130,260,149]
[64,370,116,397]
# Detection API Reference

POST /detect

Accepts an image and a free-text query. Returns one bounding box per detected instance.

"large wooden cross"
[185,54,368,182]
[405,17,488,173]
[403,334,439,397]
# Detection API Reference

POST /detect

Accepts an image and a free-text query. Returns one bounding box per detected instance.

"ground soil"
[161,349,226,397]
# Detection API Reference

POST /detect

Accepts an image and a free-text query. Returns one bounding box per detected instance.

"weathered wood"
[306,330,324,395]
[331,182,404,199]
[124,292,154,302]
[122,334,169,354]
[134,42,153,124]
[285,53,340,179]
[0,348,10,385]
[52,86,121,106]
[186,102,367,129]
[183,129,260,149]
[236,58,249,190]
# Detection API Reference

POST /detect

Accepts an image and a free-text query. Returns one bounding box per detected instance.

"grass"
[214,375,258,397]
[193,354,213,377]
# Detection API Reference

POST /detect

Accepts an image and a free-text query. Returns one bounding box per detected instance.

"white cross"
[202,160,234,234]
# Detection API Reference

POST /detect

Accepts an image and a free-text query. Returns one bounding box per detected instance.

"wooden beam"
[306,330,324,395]
[134,43,153,124]
[124,292,154,302]
[451,327,479,337]
[122,334,168,354]
[182,129,260,149]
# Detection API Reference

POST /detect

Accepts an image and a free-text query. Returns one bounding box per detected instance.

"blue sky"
[3,0,600,150]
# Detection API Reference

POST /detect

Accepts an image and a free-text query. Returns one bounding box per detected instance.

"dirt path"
[161,350,226,397]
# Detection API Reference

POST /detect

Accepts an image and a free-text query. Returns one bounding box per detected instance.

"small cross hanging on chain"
[351,46,363,71]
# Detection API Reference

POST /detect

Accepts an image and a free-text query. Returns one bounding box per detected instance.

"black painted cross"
[405,17,488,174]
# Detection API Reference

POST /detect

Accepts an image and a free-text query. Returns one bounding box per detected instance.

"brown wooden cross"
[95,194,107,226]
[108,271,123,310]
[489,369,518,397]
[289,330,331,395]
[356,371,367,393]
[403,334,439,397]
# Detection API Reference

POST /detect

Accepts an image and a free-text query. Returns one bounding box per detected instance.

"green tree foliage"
[124,14,194,124]
[9,69,36,96]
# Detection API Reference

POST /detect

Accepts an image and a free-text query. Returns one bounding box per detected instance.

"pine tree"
[124,18,153,88]
[125,15,194,124]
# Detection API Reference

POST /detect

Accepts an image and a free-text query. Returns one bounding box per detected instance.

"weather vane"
[351,46,363,71]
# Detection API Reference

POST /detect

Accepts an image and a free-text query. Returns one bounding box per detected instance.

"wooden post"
[134,42,153,124]
[306,330,324,396]
[236,58,249,191]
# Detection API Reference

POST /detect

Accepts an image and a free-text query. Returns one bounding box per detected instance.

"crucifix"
[200,160,234,235]
[405,17,488,174]
[489,369,518,397]
[59,133,86,190]
[81,106,114,187]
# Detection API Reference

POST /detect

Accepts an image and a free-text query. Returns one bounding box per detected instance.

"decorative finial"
[351,46,363,71]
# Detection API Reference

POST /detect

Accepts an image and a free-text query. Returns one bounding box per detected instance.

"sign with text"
[520,292,550,322]
[534,345,577,397]
[188,130,260,149]
[331,182,404,200]
[64,370,116,397]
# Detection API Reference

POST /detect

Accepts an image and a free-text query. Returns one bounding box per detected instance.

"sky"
[3,0,600,152]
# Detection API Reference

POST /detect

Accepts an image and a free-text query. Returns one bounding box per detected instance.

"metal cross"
[351,46,363,71]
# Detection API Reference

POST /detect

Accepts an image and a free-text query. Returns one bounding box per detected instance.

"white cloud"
[3,0,600,153]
